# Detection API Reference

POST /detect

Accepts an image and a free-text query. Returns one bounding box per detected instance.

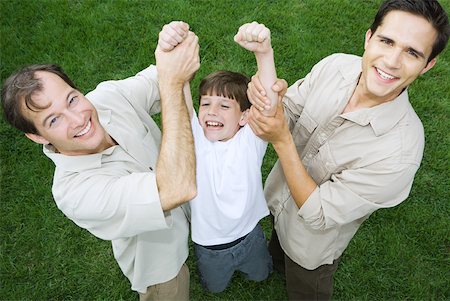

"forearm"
[273,134,317,208]
[255,49,277,116]
[157,81,197,210]
[183,82,194,119]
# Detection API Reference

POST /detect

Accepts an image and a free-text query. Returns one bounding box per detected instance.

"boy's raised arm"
[182,82,194,119]
[234,21,277,117]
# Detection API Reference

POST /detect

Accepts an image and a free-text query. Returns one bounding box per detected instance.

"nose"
[385,48,402,69]
[67,110,84,128]
[207,103,219,115]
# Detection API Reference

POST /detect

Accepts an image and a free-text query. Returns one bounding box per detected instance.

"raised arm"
[157,20,190,51]
[182,82,194,119]
[158,21,194,119]
[155,30,200,210]
[234,21,277,116]
[248,100,317,209]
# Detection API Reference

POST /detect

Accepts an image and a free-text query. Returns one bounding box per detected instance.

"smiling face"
[358,10,438,105]
[24,71,114,155]
[198,94,248,142]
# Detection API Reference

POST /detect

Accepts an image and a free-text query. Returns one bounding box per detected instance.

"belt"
[202,233,248,250]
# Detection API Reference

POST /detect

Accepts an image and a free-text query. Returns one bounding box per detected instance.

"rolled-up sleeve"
[298,161,419,230]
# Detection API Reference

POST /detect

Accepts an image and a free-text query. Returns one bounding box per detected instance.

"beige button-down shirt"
[44,66,189,293]
[265,53,424,269]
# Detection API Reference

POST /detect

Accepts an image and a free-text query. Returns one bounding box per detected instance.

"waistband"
[202,233,249,250]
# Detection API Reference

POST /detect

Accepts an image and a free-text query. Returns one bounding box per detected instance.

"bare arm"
[235,21,277,116]
[155,31,200,210]
[247,75,288,112]
[158,21,194,119]
[183,82,194,119]
[248,101,317,208]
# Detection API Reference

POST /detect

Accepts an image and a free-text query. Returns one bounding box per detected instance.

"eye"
[201,103,210,107]
[380,38,392,46]
[407,49,419,58]
[49,116,59,127]
[221,105,230,109]
[69,96,78,105]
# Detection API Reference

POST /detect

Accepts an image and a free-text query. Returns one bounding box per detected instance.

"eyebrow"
[377,34,426,59]
[41,90,75,126]
[202,96,234,102]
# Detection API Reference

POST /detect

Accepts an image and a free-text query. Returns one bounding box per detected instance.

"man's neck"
[343,90,377,113]
[102,133,118,150]
[343,75,401,113]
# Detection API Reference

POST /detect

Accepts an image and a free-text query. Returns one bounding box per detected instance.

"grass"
[1,0,449,300]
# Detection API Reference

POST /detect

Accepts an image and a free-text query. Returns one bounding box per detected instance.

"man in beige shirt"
[247,0,449,300]
[1,23,198,300]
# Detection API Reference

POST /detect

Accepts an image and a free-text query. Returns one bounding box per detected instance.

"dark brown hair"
[1,64,77,134]
[198,70,251,111]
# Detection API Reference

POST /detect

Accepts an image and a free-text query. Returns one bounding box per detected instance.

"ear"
[238,109,249,126]
[364,29,373,49]
[25,133,49,145]
[420,57,437,75]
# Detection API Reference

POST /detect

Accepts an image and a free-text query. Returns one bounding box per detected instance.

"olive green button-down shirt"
[265,53,424,269]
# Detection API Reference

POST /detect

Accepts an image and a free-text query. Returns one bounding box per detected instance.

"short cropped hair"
[198,70,251,112]
[1,64,77,134]
[370,0,450,62]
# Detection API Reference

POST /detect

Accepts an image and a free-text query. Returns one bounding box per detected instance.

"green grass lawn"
[1,0,449,299]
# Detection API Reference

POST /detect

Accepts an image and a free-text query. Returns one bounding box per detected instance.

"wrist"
[255,47,273,58]
[158,76,185,90]
[272,132,294,152]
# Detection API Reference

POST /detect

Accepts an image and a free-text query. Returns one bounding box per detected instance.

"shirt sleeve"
[54,170,170,241]
[93,65,161,115]
[242,124,268,165]
[283,55,336,130]
[298,161,420,230]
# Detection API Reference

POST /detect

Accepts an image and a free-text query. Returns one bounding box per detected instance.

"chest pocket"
[292,111,318,155]
[307,143,334,185]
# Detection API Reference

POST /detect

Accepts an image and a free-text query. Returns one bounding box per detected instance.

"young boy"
[158,21,277,293]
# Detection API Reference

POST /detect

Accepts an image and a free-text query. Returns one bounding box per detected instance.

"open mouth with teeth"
[75,120,92,137]
[205,121,224,128]
[375,67,398,81]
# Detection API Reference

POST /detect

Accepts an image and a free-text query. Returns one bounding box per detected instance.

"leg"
[238,224,273,282]
[139,263,189,301]
[194,243,235,293]
[285,255,340,301]
[268,217,285,275]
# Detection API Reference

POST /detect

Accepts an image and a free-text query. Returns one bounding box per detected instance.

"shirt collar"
[43,108,115,172]
[337,56,411,136]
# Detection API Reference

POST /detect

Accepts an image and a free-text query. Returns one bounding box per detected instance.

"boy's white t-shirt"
[190,113,269,246]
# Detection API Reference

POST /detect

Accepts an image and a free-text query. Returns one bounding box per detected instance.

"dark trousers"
[268,226,340,301]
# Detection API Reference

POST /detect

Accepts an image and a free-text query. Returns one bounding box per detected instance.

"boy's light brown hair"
[198,70,251,111]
